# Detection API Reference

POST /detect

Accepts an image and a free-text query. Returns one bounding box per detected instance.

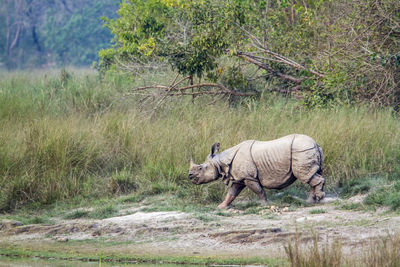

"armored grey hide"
[209,134,323,188]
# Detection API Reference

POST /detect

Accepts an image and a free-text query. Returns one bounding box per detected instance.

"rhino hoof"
[218,203,229,209]
[307,196,316,204]
[315,192,326,203]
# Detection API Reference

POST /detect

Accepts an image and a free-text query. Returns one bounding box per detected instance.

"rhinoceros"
[188,134,325,209]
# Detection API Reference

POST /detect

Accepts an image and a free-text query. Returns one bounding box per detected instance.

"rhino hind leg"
[218,182,246,209]
[308,173,325,202]
[244,179,268,205]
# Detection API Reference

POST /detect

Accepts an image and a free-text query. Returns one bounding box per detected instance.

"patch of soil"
[1,198,399,258]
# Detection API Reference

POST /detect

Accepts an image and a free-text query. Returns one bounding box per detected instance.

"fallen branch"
[126,76,256,110]
[131,83,255,96]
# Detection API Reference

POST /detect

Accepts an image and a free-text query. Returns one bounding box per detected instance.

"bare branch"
[238,26,325,78]
[132,85,170,92]
[226,49,304,84]
[125,76,255,110]
[131,83,255,96]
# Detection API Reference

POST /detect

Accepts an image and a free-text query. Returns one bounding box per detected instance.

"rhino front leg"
[308,174,325,202]
[244,179,268,206]
[218,182,246,209]
[307,186,316,203]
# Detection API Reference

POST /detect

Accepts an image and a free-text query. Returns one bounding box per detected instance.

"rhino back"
[251,135,295,189]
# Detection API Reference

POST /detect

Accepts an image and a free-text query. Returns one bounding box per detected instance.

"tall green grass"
[1,69,400,211]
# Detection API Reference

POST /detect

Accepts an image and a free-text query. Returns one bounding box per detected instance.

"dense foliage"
[0,0,119,68]
[100,0,400,108]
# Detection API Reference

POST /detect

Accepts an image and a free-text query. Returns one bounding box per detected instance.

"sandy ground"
[1,196,399,259]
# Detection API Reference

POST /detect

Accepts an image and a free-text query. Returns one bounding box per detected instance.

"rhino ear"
[210,142,220,158]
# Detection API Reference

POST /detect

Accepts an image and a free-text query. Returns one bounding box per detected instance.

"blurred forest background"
[0,0,118,68]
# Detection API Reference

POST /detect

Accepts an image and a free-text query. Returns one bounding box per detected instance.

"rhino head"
[188,143,221,184]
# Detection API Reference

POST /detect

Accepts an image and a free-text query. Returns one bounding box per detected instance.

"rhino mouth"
[189,175,199,184]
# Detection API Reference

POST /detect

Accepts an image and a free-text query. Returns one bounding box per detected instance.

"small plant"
[30,216,53,225]
[233,201,260,211]
[215,210,232,217]
[340,203,363,211]
[88,204,118,219]
[263,213,278,220]
[244,206,263,215]
[195,215,215,222]
[10,215,54,225]
[64,209,89,219]
[60,68,71,87]
[118,194,142,204]
[309,209,327,214]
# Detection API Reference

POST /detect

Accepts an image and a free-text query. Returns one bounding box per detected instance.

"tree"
[99,0,241,77]
[100,0,400,108]
[100,0,322,97]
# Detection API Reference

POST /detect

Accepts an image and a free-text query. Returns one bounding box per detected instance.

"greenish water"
[0,256,202,267]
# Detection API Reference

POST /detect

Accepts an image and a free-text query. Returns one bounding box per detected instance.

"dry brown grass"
[285,232,400,267]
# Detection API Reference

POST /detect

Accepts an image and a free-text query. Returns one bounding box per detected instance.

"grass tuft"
[339,203,364,211]
[195,214,215,222]
[88,204,118,219]
[64,210,90,219]
[309,209,327,214]
[285,232,343,267]
[362,234,400,267]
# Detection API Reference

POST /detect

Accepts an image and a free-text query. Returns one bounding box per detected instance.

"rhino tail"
[317,145,324,175]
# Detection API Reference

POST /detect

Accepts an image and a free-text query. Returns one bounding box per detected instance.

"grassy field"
[1,69,400,212]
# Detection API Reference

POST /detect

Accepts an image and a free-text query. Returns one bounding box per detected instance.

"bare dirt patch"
[0,198,399,259]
